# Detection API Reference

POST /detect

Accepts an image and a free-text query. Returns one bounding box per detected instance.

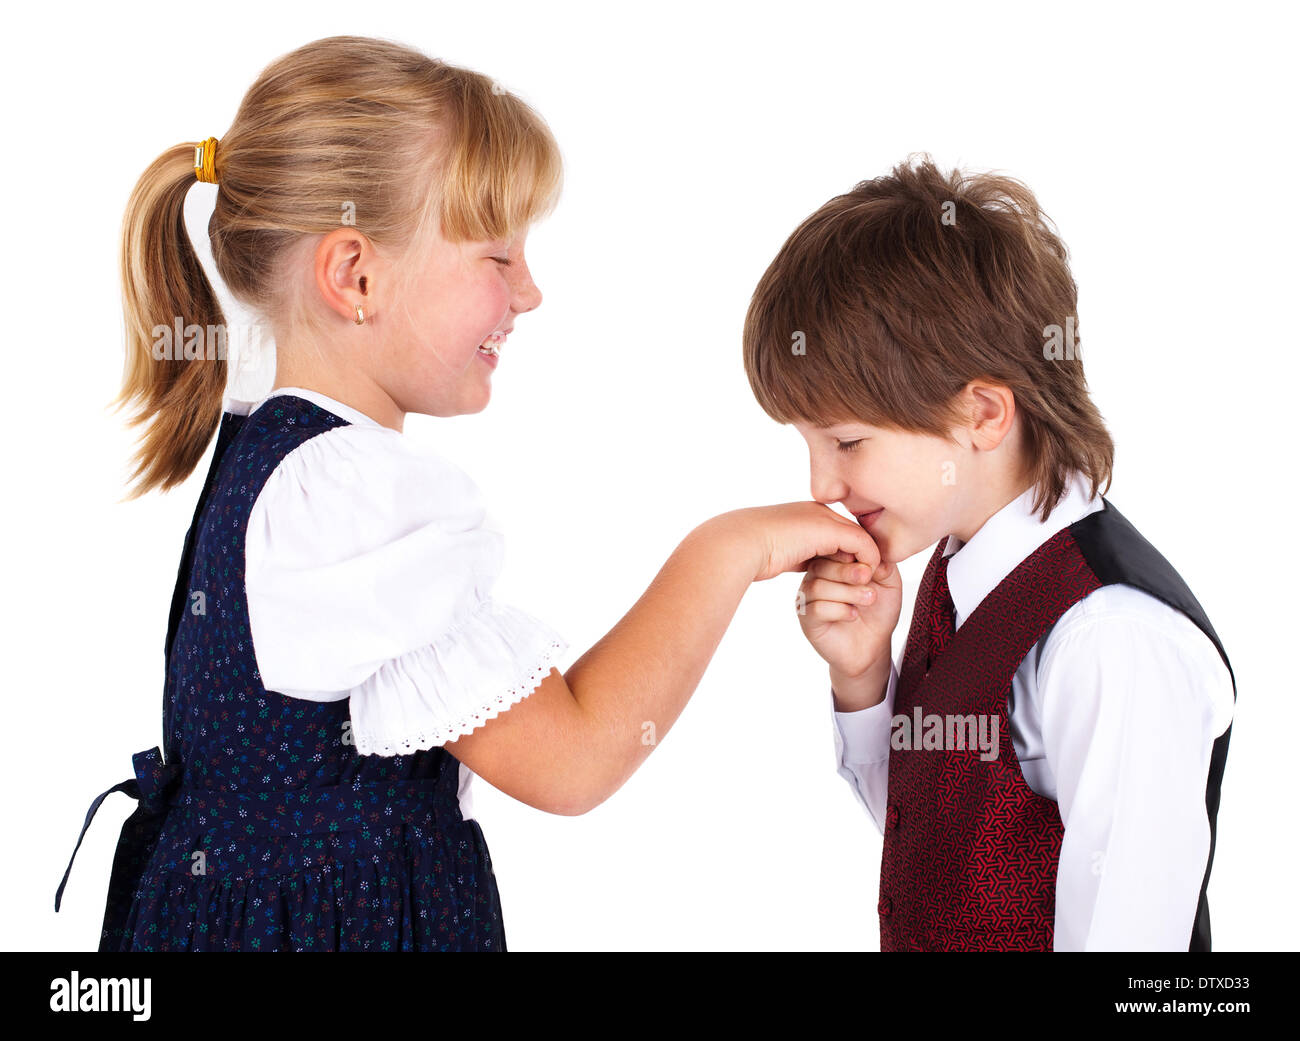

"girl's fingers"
[810,515,880,570]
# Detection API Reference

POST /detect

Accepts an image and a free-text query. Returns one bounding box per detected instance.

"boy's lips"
[856,508,884,529]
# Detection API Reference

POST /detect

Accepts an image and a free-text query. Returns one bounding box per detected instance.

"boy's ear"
[965,380,1017,452]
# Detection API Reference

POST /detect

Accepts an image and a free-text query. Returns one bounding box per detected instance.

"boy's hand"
[797,549,903,695]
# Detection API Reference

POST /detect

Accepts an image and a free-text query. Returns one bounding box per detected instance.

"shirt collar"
[225,386,384,429]
[942,472,1103,629]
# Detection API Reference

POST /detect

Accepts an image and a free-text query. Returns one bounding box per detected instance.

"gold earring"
[355,305,365,326]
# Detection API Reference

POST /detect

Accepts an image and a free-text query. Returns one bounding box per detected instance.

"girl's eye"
[492,257,512,266]
[836,440,864,453]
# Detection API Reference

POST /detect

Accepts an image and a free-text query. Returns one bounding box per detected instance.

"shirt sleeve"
[832,657,900,833]
[245,423,569,757]
[1036,586,1235,951]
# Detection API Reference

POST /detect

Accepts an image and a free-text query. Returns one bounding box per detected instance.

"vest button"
[878,896,892,917]
[885,804,899,830]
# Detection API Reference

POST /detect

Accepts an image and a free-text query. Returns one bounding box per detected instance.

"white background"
[4,1,1295,951]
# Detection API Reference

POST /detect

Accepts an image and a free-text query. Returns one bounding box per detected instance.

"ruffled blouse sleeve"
[244,422,569,757]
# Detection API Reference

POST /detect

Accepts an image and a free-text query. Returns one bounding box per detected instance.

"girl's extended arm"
[445,502,881,814]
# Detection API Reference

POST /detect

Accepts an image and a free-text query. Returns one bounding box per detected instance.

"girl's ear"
[314,227,372,324]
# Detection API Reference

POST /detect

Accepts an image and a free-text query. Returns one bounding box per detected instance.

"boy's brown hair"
[742,153,1113,522]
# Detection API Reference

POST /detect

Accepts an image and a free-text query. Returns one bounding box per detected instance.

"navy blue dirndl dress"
[56,395,507,950]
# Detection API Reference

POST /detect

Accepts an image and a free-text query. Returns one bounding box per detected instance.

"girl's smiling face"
[385,221,542,419]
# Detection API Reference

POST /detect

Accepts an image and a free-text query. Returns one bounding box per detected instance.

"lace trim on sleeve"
[348,598,569,757]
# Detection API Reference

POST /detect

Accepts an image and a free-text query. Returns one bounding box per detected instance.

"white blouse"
[223,386,570,820]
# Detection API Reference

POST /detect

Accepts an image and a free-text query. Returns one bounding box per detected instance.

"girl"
[53,35,882,951]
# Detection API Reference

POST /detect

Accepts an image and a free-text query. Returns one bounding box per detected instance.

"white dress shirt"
[222,386,570,821]
[832,472,1235,951]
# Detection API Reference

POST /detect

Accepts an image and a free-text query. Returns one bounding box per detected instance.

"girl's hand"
[797,549,903,682]
[717,501,882,583]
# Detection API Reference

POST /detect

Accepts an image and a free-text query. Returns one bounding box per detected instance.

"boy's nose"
[810,472,848,507]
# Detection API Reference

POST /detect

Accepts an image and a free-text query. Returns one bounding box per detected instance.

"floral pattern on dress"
[61,396,506,951]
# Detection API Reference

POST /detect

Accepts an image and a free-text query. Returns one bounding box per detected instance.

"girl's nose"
[513,270,542,313]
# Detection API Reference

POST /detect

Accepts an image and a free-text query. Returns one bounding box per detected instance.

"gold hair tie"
[194,136,219,184]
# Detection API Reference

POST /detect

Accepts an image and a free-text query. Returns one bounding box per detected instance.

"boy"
[741,156,1235,951]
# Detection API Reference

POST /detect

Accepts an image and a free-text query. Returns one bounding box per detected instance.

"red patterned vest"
[878,498,1234,951]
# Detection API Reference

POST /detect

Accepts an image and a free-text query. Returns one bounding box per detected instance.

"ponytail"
[111,36,564,501]
[113,143,227,499]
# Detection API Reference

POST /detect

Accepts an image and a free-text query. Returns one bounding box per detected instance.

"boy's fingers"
[804,577,877,606]
[804,599,859,623]
[808,558,893,586]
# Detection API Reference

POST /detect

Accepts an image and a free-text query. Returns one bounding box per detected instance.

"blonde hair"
[114,35,564,498]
